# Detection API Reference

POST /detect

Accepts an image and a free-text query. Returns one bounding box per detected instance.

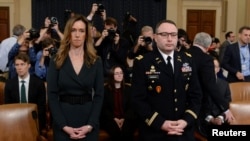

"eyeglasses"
[156,32,178,38]
[114,72,123,75]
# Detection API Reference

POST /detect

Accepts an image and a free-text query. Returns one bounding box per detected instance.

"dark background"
[31,0,166,36]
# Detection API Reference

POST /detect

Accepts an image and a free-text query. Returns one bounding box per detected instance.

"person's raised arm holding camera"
[87,3,106,22]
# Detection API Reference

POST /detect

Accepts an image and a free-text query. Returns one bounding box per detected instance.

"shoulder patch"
[135,55,143,60]
[185,52,192,57]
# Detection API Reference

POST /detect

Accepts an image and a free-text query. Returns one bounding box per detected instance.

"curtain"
[32,0,166,36]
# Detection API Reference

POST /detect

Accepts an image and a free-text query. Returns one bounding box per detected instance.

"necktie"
[167,56,173,74]
[21,80,27,103]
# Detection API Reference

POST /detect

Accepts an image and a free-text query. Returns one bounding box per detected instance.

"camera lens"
[50,17,58,25]
[107,29,116,40]
[143,36,152,45]
[27,28,40,40]
[97,4,105,14]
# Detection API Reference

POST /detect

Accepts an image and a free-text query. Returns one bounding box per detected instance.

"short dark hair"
[238,26,250,33]
[104,17,118,27]
[155,19,177,33]
[212,37,220,44]
[225,31,233,39]
[41,38,55,49]
[14,53,30,64]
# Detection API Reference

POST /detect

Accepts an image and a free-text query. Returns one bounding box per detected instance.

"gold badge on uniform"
[156,86,161,93]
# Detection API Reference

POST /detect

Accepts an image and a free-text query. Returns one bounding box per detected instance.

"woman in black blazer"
[100,65,138,141]
[47,15,104,141]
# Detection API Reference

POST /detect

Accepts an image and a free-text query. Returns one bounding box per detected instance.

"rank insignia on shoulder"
[185,52,192,57]
[136,55,143,60]
[177,56,182,62]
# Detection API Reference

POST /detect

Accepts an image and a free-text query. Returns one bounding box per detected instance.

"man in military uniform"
[131,19,202,141]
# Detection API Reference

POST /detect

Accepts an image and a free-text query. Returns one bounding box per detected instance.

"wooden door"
[186,10,215,41]
[0,7,10,42]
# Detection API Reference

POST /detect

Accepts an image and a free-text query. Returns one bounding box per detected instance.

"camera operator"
[7,29,37,79]
[35,38,56,81]
[95,17,130,82]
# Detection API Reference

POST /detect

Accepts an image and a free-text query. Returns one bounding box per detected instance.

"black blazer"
[221,42,250,82]
[4,75,46,131]
[209,78,231,116]
[188,46,229,114]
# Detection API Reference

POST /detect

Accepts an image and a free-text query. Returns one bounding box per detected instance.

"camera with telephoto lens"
[142,36,152,45]
[27,28,40,40]
[46,47,58,56]
[96,3,105,15]
[107,29,116,40]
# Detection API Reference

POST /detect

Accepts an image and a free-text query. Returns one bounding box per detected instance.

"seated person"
[197,57,234,137]
[100,65,138,141]
[4,53,46,133]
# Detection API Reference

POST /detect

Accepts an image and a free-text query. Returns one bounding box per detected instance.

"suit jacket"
[219,40,230,63]
[188,46,229,126]
[4,75,46,131]
[131,49,202,141]
[209,78,231,116]
[221,42,250,82]
[47,56,104,141]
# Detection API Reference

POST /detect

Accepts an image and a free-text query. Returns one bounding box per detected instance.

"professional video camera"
[27,28,40,40]
[142,36,152,45]
[96,3,105,15]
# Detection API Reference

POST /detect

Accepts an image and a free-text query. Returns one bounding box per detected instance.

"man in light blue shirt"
[0,24,26,74]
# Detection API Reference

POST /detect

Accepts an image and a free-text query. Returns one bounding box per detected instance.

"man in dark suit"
[131,19,202,141]
[221,26,250,82]
[4,53,46,133]
[198,57,233,137]
[218,31,236,64]
[187,32,235,137]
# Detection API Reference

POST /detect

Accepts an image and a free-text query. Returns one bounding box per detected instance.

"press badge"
[242,64,247,71]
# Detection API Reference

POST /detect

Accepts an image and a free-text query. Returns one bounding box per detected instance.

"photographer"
[35,37,56,81]
[34,17,63,53]
[7,29,37,79]
[95,17,130,82]
[126,25,155,83]
[87,3,106,22]
[127,25,154,60]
